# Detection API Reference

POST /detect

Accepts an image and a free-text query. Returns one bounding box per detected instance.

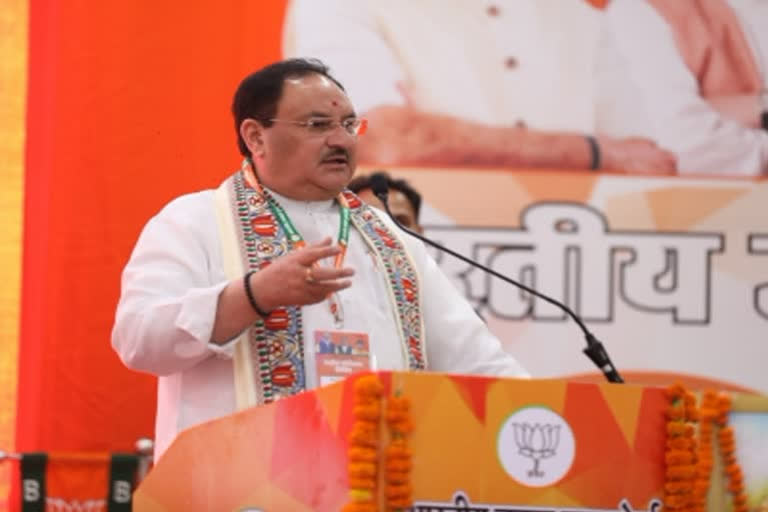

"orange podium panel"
[133,372,768,511]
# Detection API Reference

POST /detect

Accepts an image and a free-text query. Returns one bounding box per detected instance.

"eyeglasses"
[267,117,368,136]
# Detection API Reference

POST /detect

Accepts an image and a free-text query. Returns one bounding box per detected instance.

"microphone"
[369,175,624,384]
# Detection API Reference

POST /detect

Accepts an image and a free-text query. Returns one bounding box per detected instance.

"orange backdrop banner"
[14,0,288,463]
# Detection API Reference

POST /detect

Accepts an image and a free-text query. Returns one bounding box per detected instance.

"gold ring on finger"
[305,267,316,284]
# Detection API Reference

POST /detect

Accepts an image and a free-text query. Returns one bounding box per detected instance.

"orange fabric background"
[16,0,288,458]
[0,0,28,509]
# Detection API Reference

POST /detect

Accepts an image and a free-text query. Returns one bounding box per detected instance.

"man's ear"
[240,119,266,158]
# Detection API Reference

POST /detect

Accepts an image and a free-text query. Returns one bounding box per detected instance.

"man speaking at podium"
[111,58,528,460]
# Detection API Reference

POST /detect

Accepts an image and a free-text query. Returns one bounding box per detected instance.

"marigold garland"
[664,384,699,511]
[385,393,413,511]
[713,394,748,512]
[664,384,748,512]
[343,375,384,512]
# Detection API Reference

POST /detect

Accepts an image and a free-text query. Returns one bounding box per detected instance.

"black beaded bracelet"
[585,135,601,171]
[243,270,270,318]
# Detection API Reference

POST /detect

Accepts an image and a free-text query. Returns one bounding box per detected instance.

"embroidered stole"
[214,171,426,409]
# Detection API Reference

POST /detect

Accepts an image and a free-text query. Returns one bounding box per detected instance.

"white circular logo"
[496,406,576,487]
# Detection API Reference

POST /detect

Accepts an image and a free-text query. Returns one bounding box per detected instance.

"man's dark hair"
[347,171,422,220]
[232,58,345,157]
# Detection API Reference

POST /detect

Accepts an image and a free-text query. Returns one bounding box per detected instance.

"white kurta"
[283,0,601,132]
[595,0,768,176]
[111,186,528,460]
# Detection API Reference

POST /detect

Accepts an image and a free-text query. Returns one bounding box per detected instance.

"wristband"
[243,270,270,318]
[586,135,601,170]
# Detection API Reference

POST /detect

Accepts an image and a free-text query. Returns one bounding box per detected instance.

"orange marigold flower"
[667,437,694,450]
[354,403,381,422]
[350,423,379,447]
[697,457,714,476]
[354,375,384,398]
[666,407,685,420]
[355,394,380,407]
[389,419,414,435]
[386,411,409,424]
[728,469,743,485]
[385,483,413,500]
[666,423,688,436]
[387,396,411,412]
[385,447,412,461]
[349,447,377,463]
[665,450,695,465]
[387,498,412,509]
[719,441,736,455]
[385,458,413,472]
[386,439,410,454]
[341,502,377,512]
[666,465,696,480]
[663,493,688,508]
[348,488,373,503]
[725,464,743,479]
[718,425,734,438]
[385,470,409,484]
[348,462,377,479]
[665,383,687,400]
[664,481,694,494]
[693,480,710,493]
[348,477,376,490]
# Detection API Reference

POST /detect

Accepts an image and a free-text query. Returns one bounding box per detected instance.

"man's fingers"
[297,243,341,265]
[314,279,353,293]
[300,279,352,305]
[308,266,355,282]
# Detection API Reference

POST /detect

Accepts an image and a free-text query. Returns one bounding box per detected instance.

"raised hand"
[248,237,355,312]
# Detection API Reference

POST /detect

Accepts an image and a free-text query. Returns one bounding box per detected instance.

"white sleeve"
[376,212,530,378]
[111,191,235,377]
[596,0,768,176]
[282,0,406,114]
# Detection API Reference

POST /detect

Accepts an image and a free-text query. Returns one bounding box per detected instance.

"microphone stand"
[375,191,624,384]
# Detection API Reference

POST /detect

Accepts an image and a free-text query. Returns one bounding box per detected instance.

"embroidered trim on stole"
[228,172,426,404]
[342,190,427,371]
[232,172,305,403]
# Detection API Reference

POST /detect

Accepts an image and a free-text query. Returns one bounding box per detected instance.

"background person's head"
[348,171,423,232]
[234,59,362,200]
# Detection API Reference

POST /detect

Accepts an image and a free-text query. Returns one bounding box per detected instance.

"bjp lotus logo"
[511,422,561,478]
[497,407,575,487]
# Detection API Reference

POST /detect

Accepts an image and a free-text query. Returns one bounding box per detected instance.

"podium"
[133,372,767,511]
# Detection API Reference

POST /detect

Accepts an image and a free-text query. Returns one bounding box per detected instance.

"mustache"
[321,148,350,161]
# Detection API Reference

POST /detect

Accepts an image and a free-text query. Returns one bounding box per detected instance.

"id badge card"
[314,330,373,387]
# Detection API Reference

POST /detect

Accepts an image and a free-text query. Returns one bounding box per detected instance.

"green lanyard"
[267,195,351,262]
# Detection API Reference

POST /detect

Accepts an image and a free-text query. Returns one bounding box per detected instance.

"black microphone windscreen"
[369,174,389,199]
